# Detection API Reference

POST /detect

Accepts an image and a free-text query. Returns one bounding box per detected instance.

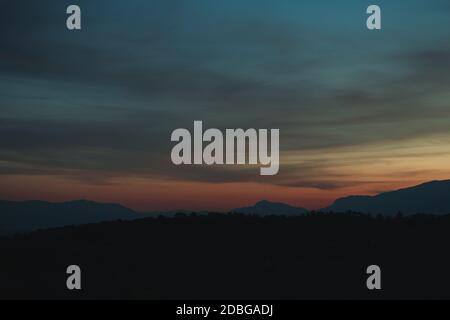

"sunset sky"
[1,0,450,211]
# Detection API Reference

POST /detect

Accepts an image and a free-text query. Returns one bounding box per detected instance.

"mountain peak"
[233,200,308,216]
[255,200,276,206]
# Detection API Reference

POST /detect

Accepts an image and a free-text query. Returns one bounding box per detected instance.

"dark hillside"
[1,213,450,299]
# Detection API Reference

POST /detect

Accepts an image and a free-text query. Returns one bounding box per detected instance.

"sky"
[1,0,450,211]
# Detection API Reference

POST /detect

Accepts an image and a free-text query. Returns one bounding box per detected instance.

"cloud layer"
[1,0,450,209]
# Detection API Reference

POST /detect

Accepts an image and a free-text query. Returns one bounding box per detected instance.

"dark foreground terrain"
[1,212,450,299]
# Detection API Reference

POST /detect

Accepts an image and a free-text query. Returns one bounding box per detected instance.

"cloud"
[1,0,450,192]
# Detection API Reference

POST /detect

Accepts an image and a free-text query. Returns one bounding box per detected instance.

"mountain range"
[0,199,141,234]
[1,179,450,234]
[322,179,450,215]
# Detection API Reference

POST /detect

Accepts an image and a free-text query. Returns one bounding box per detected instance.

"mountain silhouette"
[322,179,450,215]
[232,200,308,216]
[2,179,450,234]
[0,199,142,234]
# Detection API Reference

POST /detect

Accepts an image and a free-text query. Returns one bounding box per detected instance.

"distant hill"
[0,200,142,234]
[322,180,450,215]
[232,200,308,216]
[3,179,450,234]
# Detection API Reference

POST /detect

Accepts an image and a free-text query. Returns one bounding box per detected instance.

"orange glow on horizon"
[1,135,450,211]
[0,173,447,212]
